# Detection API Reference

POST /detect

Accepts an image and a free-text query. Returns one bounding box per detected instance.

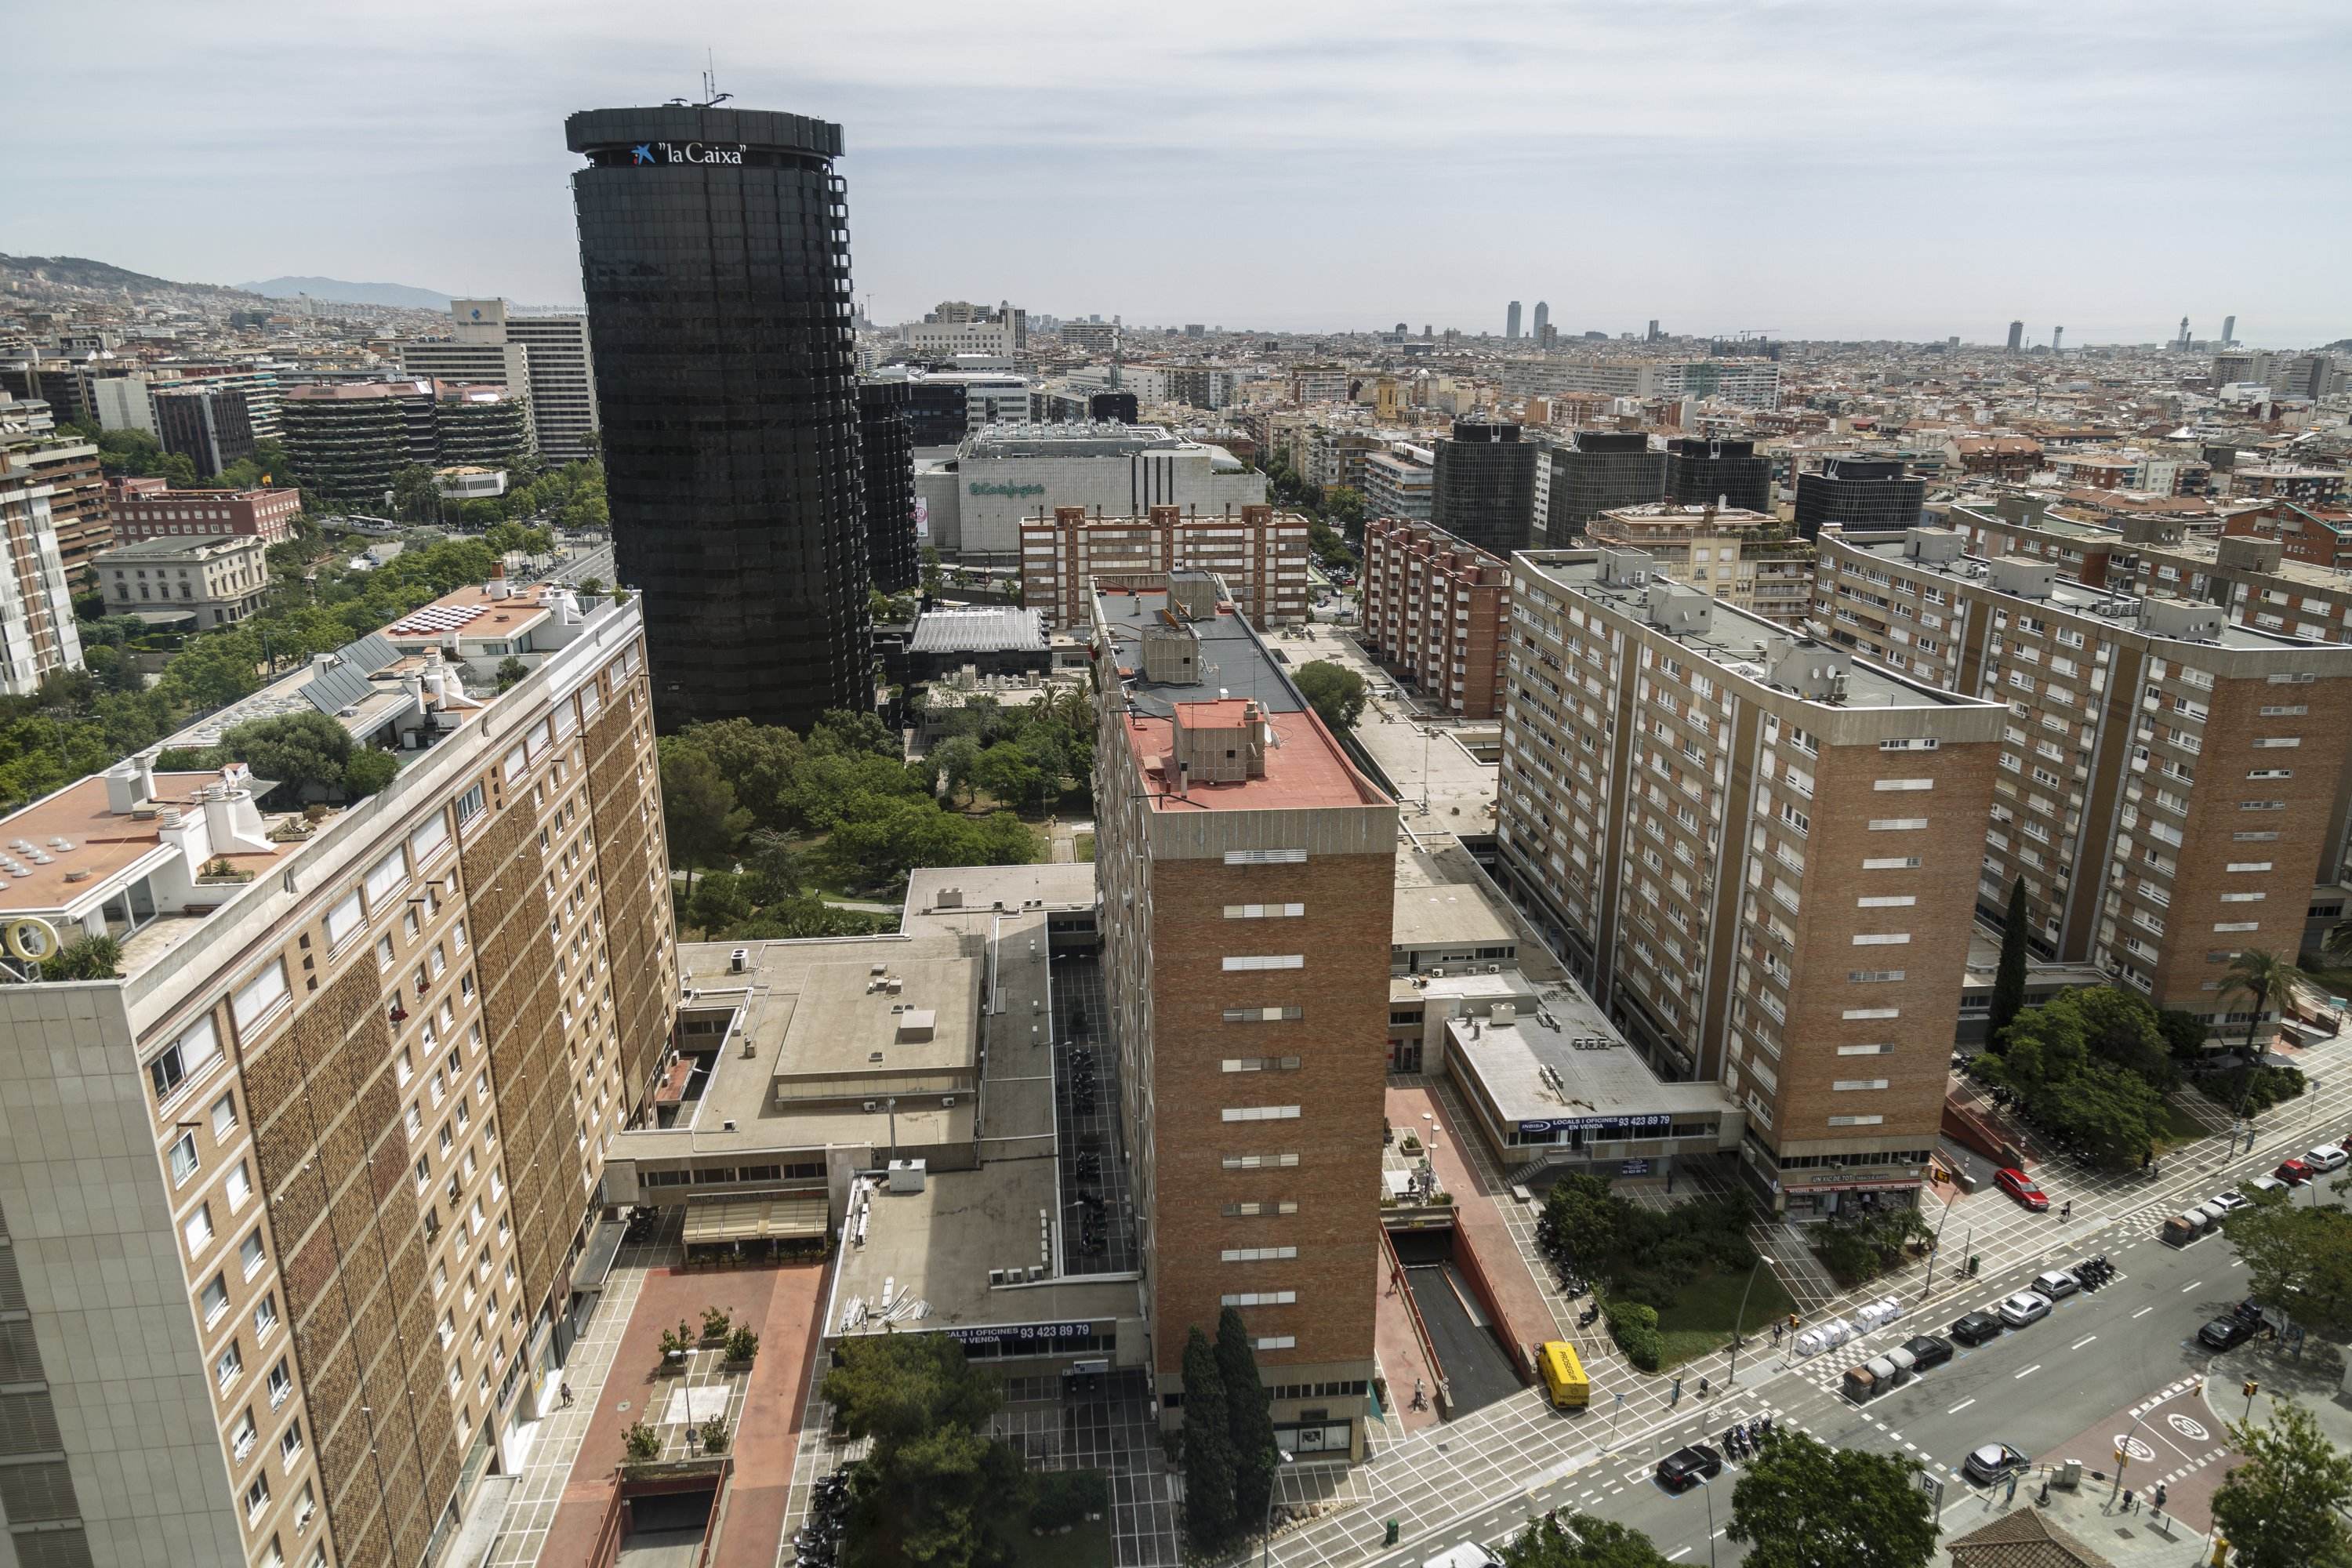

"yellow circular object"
[3,916,59,962]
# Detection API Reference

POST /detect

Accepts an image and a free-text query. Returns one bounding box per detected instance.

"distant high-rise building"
[566,104,871,733]
[152,386,257,479]
[1646,319,1661,342]
[1421,324,1432,339]
[1791,456,1925,539]
[2222,314,2237,346]
[1506,300,1522,340]
[1532,301,1550,339]
[1664,436,1771,514]
[2006,320,2024,353]
[1548,430,1667,544]
[1430,421,1540,555]
[2050,325,2063,354]
[858,380,918,593]
[2178,316,2192,348]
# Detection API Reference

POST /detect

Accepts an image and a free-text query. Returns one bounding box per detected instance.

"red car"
[2275,1158,2314,1185]
[1995,1167,2050,1211]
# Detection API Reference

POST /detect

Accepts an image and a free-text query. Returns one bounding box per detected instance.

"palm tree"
[2324,919,2352,968]
[2220,947,2308,1064]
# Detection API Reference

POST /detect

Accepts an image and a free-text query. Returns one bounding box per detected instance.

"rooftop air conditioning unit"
[730,948,749,973]
[942,1095,956,1108]
[722,1119,738,1131]
[1428,967,1446,978]
[862,1100,877,1112]
[1488,964,1502,974]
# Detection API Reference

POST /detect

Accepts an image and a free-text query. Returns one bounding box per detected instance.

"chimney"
[132,748,158,804]
[103,761,142,815]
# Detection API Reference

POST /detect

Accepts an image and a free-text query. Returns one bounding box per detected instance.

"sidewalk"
[1385,1081,1557,1374]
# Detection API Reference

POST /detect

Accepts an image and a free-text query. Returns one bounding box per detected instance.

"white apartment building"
[927,422,1269,566]
[0,437,85,693]
[397,301,604,466]
[1362,446,1435,522]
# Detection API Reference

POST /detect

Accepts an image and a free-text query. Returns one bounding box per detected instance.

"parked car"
[2211,1191,2252,1214]
[1962,1443,2032,1485]
[2034,1269,2081,1301]
[2307,1145,2349,1174]
[1903,1334,1955,1371]
[1998,1291,2053,1328]
[1656,1444,1724,1492]
[1950,1311,2005,1346]
[2199,1315,2257,1352]
[1994,1167,2051,1211]
[2248,1175,2290,1198]
[2275,1158,2314,1185]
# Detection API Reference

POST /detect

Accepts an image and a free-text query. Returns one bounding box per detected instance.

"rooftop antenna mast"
[698,51,732,108]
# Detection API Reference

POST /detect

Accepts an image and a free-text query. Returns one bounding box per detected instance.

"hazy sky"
[13,0,2348,345]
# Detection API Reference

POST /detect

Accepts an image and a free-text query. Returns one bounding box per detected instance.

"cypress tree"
[1218,1307,1279,1534]
[1990,875,2030,1045]
[1181,1327,1238,1551]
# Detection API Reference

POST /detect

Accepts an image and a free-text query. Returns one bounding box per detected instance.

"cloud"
[10,0,2348,343]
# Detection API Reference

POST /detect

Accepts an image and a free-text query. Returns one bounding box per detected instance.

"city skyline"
[9,0,2348,345]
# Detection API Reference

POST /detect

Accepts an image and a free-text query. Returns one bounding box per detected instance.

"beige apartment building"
[1813,527,2352,1025]
[1584,503,1816,626]
[1091,571,1396,1457]
[1020,503,1310,630]
[0,592,676,1568]
[96,535,271,627]
[1496,548,2005,1217]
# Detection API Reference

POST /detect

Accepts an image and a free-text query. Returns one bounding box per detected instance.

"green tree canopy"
[1726,1429,1938,1568]
[216,711,353,797]
[1989,875,2029,1040]
[2212,1400,2352,1568]
[2223,1188,2352,1341]
[1216,1308,1277,1533]
[1498,1514,1674,1568]
[1180,1327,1239,1552]
[658,739,750,891]
[1294,659,1367,732]
[822,1335,1030,1568]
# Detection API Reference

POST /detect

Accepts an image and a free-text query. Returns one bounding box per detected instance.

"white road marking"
[2014,1364,2043,1380]
[2132,1307,2154,1319]
[2071,1335,2097,1349]
[2182,1281,2203,1294]
[1669,1550,1693,1563]
[1948,1398,1976,1414]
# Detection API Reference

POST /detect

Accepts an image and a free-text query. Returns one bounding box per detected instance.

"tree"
[2223,1189,2352,1341]
[1989,875,2029,1043]
[2222,948,2307,1062]
[659,739,749,894]
[822,1334,1030,1568]
[2157,1006,2209,1062]
[40,933,123,982]
[1726,1429,1938,1568]
[389,464,441,523]
[216,711,352,800]
[1179,1327,1238,1552]
[1216,1308,1277,1535]
[1537,1174,1625,1269]
[341,748,400,798]
[495,655,528,693]
[1498,1514,1673,1568]
[921,545,946,598]
[2212,1400,2352,1568]
[1322,485,1366,528]
[1294,659,1367,732]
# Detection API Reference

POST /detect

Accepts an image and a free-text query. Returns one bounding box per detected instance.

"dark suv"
[1950,1311,2004,1346]
[1657,1443,1725,1492]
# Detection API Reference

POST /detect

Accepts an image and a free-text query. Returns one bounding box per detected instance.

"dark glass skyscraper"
[565,106,869,731]
[857,379,918,593]
[1429,421,1539,554]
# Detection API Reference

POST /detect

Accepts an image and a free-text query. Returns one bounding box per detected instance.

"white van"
[1423,1546,1504,1568]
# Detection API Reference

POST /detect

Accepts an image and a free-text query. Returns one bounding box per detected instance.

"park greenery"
[1262,453,1363,568]
[2224,1182,2352,1341]
[1537,1176,1767,1369]
[1497,1513,1674,1568]
[1967,984,2218,1171]
[822,1334,1110,1568]
[1812,1207,1936,1291]
[1175,1309,1279,1555]
[60,419,297,496]
[2212,1399,2352,1568]
[656,708,1072,938]
[1726,1429,1938,1568]
[1,533,506,811]
[1294,659,1367,733]
[389,456,608,532]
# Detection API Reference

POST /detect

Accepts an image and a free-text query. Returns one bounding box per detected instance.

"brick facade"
[1360,518,1511,718]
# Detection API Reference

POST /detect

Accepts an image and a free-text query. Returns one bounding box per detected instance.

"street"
[1251,1054,2352,1568]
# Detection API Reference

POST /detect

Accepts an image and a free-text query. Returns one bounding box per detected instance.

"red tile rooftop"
[1124,710,1376,811]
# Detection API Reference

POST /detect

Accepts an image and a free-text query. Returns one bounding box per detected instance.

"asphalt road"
[1360,1171,2352,1568]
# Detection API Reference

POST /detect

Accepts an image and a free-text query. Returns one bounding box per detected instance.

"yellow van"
[1537,1340,1589,1409]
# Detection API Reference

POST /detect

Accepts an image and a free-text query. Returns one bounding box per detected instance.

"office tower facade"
[1813,527,2352,1023]
[1664,437,1771,514]
[1091,571,1396,1457]
[1531,301,1550,340]
[1360,518,1510,717]
[0,595,677,1568]
[155,387,260,480]
[281,383,438,504]
[2006,321,2024,352]
[1506,300,1523,340]
[566,105,871,732]
[1361,447,1435,523]
[1022,504,1309,630]
[1646,320,1661,342]
[1498,550,2003,1214]
[857,380,918,593]
[1792,457,1926,539]
[2221,314,2236,346]
[2051,326,2063,354]
[1429,422,1540,555]
[502,314,601,464]
[1548,430,1668,544]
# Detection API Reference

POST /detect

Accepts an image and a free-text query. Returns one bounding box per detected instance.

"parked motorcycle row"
[793,1471,851,1567]
[1722,1414,1777,1459]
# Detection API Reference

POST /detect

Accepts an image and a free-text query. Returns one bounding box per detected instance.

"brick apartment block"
[1361,517,1510,718]
[1022,503,1310,631]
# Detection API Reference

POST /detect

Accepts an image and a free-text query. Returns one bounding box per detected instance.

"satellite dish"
[4,916,60,962]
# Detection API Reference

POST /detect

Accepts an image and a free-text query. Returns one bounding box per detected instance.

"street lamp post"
[1923,1184,1961,1301]
[1698,1474,1719,1568]
[2108,1408,2154,1507]
[1261,1448,1294,1568]
[1726,1254,1777,1385]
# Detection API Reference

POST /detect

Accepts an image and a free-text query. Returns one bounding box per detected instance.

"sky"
[12,0,2350,347]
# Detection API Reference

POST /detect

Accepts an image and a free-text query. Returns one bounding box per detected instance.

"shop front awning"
[681,1195,830,1247]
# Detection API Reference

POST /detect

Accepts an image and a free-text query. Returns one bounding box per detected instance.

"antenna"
[698,50,732,108]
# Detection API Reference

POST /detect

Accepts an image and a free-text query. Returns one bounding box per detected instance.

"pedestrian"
[1671,1376,1682,1406]
[2006,1472,2018,1504]
[2061,1200,2071,1218]
[1699,1377,1710,1398]
[2154,1483,2167,1512]
[1772,1323,1784,1346]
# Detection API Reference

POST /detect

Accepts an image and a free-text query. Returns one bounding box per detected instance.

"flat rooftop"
[1393,876,1516,950]
[1842,534,2318,651]
[93,534,260,562]
[908,606,1047,655]
[2137,537,2352,591]
[1519,550,1987,710]
[1094,583,1383,813]
[967,421,1191,458]
[1446,977,1740,1127]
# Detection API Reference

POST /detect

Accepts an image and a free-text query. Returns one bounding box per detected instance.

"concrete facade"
[1021,503,1309,631]
[938,423,1267,566]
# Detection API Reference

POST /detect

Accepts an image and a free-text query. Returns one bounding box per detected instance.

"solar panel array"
[387,603,485,635]
[303,632,405,716]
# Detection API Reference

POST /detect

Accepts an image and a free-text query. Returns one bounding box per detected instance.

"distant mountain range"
[1,252,252,301]
[237,276,455,310]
